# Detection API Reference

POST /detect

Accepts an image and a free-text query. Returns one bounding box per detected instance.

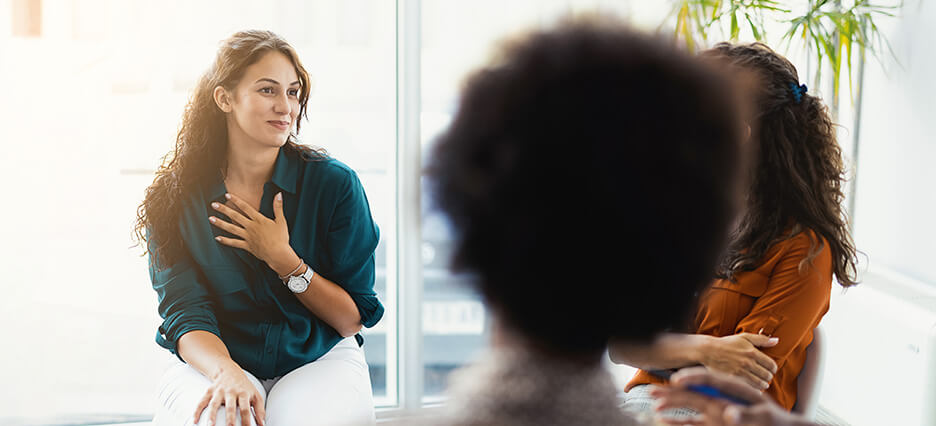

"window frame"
[377,0,426,418]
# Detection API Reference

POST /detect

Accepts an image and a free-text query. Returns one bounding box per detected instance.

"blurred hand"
[699,333,779,390]
[650,367,812,426]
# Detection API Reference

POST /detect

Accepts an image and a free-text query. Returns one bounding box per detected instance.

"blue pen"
[647,369,752,406]
[685,384,752,406]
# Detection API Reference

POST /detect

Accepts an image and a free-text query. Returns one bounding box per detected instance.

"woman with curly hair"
[613,42,859,414]
[135,30,382,425]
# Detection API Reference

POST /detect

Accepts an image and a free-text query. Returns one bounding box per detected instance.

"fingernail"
[212,202,220,209]
[276,192,282,201]
[725,406,741,423]
[768,337,779,344]
[225,193,232,199]
[209,216,216,223]
[215,236,221,241]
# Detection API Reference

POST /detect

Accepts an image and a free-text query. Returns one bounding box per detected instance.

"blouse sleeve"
[148,232,222,361]
[325,170,384,328]
[733,233,833,371]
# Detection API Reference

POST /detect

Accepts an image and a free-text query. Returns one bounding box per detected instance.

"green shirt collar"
[205,146,298,201]
[270,146,299,194]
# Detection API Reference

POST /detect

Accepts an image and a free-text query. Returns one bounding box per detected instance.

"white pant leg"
[265,337,376,426]
[153,359,267,426]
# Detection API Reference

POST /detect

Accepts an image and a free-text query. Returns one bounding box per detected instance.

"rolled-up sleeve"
[326,170,384,328]
[149,242,221,360]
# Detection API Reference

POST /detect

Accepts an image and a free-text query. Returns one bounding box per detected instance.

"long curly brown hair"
[704,42,859,287]
[133,30,323,270]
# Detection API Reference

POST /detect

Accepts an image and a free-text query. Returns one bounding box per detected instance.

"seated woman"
[424,16,747,426]
[135,30,383,426]
[612,42,859,413]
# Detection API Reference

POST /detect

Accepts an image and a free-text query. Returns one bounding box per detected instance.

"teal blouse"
[149,147,383,379]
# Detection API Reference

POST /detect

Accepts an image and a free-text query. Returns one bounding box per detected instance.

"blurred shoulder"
[775,227,832,271]
[783,228,829,254]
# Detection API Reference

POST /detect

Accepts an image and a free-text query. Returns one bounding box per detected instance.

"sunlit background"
[0,0,934,425]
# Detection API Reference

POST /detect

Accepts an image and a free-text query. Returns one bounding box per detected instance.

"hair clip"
[790,82,808,103]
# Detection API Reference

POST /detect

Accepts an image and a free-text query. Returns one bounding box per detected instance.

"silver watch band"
[300,264,315,281]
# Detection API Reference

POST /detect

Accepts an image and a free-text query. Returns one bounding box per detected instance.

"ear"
[213,86,233,113]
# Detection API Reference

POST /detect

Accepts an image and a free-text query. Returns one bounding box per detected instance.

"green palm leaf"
[667,0,900,109]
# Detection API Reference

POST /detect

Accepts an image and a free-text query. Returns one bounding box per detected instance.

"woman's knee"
[155,360,266,426]
[265,360,375,425]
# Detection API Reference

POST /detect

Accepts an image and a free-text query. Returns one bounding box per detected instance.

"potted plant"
[662,0,901,219]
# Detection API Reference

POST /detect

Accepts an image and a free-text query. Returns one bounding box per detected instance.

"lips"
[267,120,290,131]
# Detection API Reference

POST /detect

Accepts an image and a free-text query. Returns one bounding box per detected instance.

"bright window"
[0,0,397,420]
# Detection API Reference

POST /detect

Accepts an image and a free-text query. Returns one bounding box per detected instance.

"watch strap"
[301,264,315,281]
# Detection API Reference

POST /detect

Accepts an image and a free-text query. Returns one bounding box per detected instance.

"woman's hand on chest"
[209,191,302,277]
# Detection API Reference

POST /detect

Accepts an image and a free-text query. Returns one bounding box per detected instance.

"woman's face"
[222,51,301,148]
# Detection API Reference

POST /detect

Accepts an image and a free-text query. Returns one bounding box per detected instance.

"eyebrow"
[254,78,301,86]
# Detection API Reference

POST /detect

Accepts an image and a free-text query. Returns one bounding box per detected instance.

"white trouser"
[152,337,376,426]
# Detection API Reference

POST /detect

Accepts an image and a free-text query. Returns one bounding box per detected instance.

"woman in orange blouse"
[611,42,859,413]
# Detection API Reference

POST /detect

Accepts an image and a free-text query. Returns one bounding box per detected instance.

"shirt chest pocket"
[710,272,769,297]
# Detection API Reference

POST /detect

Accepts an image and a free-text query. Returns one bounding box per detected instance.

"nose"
[273,91,291,116]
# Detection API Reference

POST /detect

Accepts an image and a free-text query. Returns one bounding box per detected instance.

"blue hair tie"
[790,82,807,103]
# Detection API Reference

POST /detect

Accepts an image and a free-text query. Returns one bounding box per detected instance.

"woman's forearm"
[292,265,363,337]
[270,251,363,338]
[177,330,241,380]
[609,333,713,370]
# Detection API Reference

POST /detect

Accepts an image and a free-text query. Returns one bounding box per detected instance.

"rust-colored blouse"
[626,230,833,410]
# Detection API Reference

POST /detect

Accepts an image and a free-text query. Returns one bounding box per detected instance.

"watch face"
[287,276,308,293]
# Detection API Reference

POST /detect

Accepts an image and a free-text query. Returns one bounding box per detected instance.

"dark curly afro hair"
[427,16,745,357]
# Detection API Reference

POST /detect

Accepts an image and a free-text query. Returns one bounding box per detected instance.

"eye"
[288,88,299,97]
[258,87,274,94]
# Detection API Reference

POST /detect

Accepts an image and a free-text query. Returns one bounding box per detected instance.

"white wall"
[851,0,936,285]
[820,269,936,425]
[819,0,936,424]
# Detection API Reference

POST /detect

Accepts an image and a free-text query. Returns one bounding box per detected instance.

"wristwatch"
[284,263,315,294]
